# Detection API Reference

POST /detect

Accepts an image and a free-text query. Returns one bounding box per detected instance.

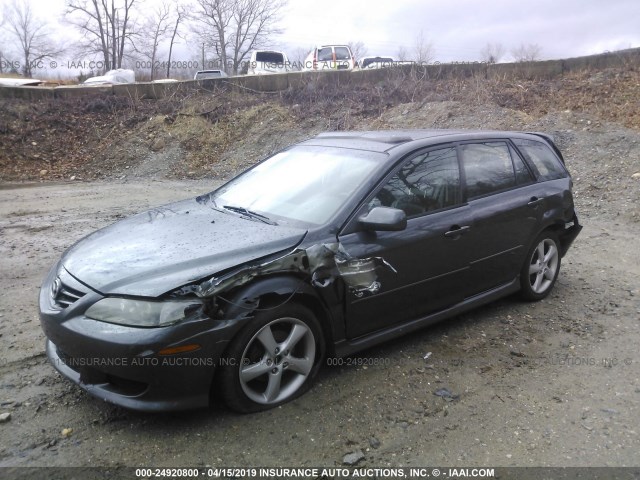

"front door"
[338,146,474,339]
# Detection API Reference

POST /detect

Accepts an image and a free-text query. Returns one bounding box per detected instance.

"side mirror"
[358,207,407,232]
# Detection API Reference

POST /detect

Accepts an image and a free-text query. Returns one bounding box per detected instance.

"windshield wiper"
[222,205,276,225]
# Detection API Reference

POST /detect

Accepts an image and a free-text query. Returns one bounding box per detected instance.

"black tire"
[219,302,324,413]
[520,231,561,301]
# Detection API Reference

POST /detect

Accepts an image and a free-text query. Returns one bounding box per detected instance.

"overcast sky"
[2,0,639,76]
[281,0,640,61]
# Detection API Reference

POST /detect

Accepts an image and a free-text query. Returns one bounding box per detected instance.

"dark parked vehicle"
[39,130,582,412]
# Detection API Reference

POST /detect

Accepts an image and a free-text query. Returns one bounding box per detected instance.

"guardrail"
[1,48,638,101]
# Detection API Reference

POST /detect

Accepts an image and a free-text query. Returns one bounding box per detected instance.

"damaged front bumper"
[40,314,245,411]
[39,268,246,411]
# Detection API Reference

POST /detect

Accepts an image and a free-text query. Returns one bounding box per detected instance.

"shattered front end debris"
[176,242,398,300]
[335,257,397,296]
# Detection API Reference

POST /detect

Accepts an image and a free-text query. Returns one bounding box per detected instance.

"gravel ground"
[0,103,639,473]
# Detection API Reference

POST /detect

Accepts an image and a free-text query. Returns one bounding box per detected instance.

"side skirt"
[334,278,521,358]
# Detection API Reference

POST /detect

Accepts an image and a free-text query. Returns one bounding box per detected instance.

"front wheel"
[219,302,324,413]
[520,232,561,301]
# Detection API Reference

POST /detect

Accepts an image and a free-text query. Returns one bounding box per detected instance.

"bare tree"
[396,45,409,62]
[290,46,311,70]
[347,40,367,64]
[413,29,435,64]
[480,42,505,64]
[137,2,186,80]
[194,0,287,75]
[137,2,172,80]
[511,43,542,62]
[5,0,65,77]
[66,0,139,72]
[166,4,186,78]
[0,5,6,73]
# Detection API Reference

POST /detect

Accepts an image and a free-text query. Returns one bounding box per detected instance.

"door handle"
[527,196,544,207]
[444,225,471,238]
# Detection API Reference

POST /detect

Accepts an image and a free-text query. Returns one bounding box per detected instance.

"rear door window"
[460,142,517,199]
[513,139,567,181]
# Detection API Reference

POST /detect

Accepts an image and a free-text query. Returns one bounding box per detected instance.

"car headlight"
[85,298,202,327]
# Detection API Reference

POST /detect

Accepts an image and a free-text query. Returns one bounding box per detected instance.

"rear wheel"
[520,232,561,301]
[219,302,324,413]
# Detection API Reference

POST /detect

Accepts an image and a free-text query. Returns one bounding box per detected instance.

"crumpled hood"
[61,198,307,297]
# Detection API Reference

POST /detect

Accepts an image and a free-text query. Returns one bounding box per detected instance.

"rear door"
[459,141,541,293]
[339,145,475,339]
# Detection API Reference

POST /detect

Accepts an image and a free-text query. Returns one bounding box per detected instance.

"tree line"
[0,0,543,80]
[0,0,287,79]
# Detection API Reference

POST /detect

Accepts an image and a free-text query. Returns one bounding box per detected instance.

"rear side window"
[510,145,535,185]
[513,139,566,181]
[255,52,284,63]
[460,142,516,199]
[317,48,333,61]
[334,47,351,60]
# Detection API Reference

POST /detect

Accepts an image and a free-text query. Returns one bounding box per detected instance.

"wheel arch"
[539,220,564,237]
[210,274,334,407]
[534,220,574,258]
[214,274,334,352]
[222,274,333,334]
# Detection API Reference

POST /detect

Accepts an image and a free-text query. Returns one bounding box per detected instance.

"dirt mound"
[1,65,639,184]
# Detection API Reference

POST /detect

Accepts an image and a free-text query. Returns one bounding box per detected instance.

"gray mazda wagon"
[39,130,582,412]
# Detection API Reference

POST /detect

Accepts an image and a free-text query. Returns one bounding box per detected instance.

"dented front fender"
[220,274,326,319]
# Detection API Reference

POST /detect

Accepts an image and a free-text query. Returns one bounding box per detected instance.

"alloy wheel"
[528,238,559,294]
[239,317,316,405]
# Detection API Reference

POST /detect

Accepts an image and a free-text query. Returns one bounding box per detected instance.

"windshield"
[211,146,383,225]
